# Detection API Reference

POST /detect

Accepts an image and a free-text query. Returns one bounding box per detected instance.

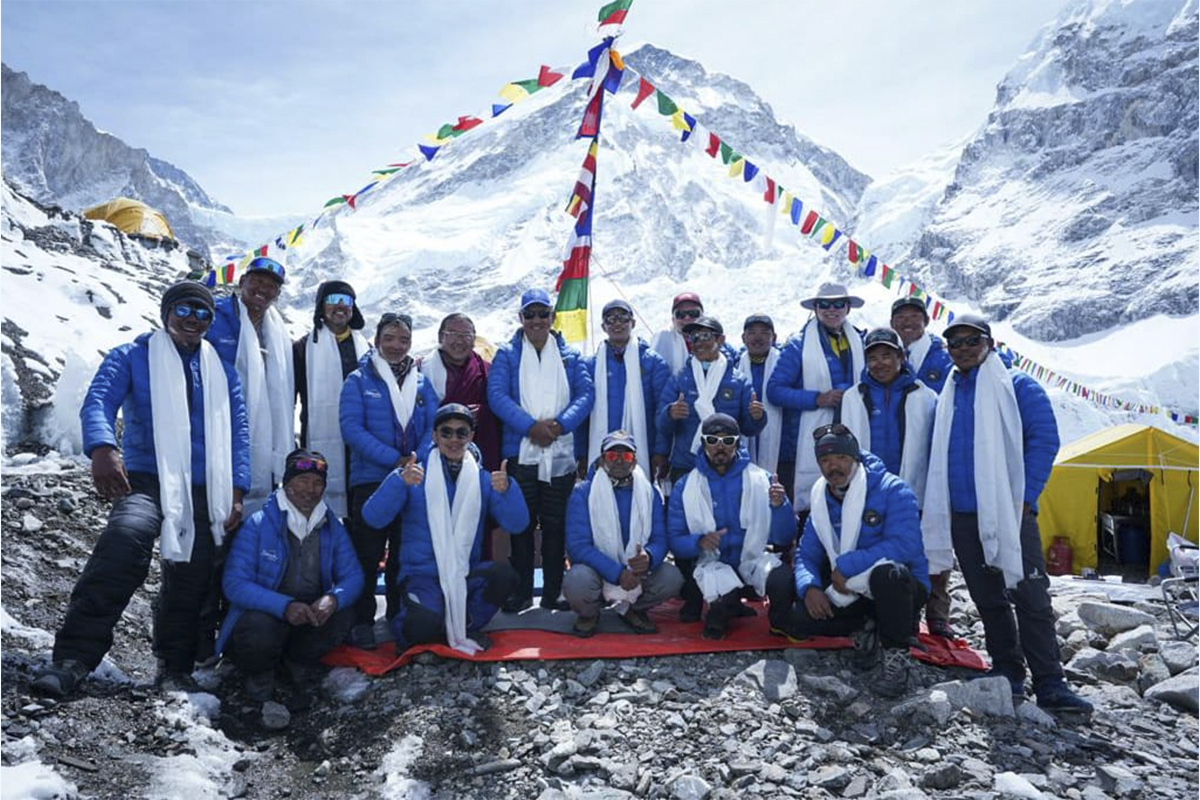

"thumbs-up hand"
[749,389,764,421]
[769,472,786,508]
[401,454,424,486]
[628,542,651,575]
[491,459,510,493]
[669,392,689,420]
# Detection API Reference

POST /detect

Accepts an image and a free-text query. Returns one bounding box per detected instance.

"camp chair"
[1162,577,1199,641]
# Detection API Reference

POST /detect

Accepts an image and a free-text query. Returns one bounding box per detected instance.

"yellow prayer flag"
[553,309,588,344]
[780,191,793,215]
[728,158,745,178]
[820,226,837,246]
[498,84,529,104]
[670,109,690,131]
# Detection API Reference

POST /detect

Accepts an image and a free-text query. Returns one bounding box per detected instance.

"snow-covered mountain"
[858,0,1198,343]
[0,63,299,258]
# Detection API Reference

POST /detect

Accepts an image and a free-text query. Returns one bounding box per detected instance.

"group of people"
[32,260,1091,717]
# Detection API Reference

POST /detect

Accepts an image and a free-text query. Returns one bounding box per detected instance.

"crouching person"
[362,404,529,654]
[564,431,683,637]
[766,426,929,698]
[217,450,363,708]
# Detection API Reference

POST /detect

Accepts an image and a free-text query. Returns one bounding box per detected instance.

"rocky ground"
[1,454,1197,799]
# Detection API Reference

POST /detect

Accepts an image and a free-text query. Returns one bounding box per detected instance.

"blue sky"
[2,0,1065,217]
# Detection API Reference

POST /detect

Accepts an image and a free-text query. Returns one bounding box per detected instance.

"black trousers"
[348,482,402,625]
[766,561,928,647]
[951,510,1064,688]
[507,464,573,602]
[229,607,355,674]
[398,562,518,646]
[53,473,217,673]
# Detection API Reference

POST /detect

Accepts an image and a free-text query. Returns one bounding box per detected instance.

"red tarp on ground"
[323,601,989,676]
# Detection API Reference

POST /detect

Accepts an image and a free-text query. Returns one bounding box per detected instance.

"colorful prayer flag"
[705,133,721,158]
[418,144,440,161]
[764,177,776,203]
[597,0,633,28]
[742,160,759,183]
[656,90,678,116]
[631,77,655,109]
[680,112,697,142]
[492,103,511,117]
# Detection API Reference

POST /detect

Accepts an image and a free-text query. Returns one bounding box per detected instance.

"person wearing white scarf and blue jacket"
[362,404,529,654]
[564,431,683,637]
[34,281,250,697]
[339,312,438,641]
[667,413,793,638]
[922,314,1091,715]
[488,288,595,613]
[766,426,929,698]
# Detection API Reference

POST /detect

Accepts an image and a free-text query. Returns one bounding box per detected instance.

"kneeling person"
[218,450,364,705]
[564,431,683,637]
[363,404,529,653]
[766,427,929,697]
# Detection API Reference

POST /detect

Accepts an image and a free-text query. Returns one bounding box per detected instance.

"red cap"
[672,292,702,310]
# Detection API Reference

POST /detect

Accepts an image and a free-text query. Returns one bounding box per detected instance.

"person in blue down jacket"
[575,299,671,481]
[656,315,765,483]
[564,431,683,637]
[362,404,529,653]
[736,314,800,500]
[487,288,594,612]
[218,449,363,710]
[766,427,929,698]
[890,296,953,394]
[668,414,793,639]
[339,312,438,644]
[921,313,1092,715]
[767,282,865,512]
[33,281,250,697]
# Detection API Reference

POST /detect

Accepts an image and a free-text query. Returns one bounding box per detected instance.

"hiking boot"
[702,605,732,640]
[467,630,492,650]
[502,594,533,613]
[621,608,657,635]
[926,619,955,639]
[875,648,910,698]
[572,615,599,638]
[348,623,377,650]
[733,602,757,618]
[851,619,880,671]
[540,597,571,612]
[679,597,703,624]
[243,670,276,703]
[1035,681,1093,715]
[31,660,89,697]
[768,625,808,644]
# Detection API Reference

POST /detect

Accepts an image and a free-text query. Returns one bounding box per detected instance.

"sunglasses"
[437,425,472,440]
[812,423,852,440]
[324,293,354,308]
[946,333,986,350]
[294,457,328,473]
[247,257,286,280]
[815,299,848,311]
[441,330,475,341]
[602,450,636,463]
[171,304,213,322]
[702,434,739,447]
[379,312,413,330]
[603,313,633,325]
[687,330,716,344]
[522,308,552,320]
[674,308,702,320]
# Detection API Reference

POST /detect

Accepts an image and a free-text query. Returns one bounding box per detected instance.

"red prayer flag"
[453,116,483,132]
[763,177,776,203]
[705,133,721,158]
[800,210,819,235]
[538,65,563,87]
[631,77,655,110]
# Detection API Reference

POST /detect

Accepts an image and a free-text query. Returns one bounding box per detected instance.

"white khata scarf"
[276,487,329,543]
[907,332,932,379]
[792,318,864,509]
[588,343,649,474]
[682,463,779,601]
[809,465,892,607]
[651,328,688,377]
[840,381,937,508]
[739,348,782,472]
[148,330,233,562]
[420,350,449,399]
[236,300,295,516]
[587,465,656,612]
[688,354,728,453]
[370,351,419,439]
[306,329,368,518]
[425,449,484,655]
[922,353,1025,588]
[517,335,573,482]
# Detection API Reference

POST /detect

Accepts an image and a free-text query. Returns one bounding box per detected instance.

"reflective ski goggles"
[293,457,328,474]
[170,304,214,322]
[246,256,286,282]
[324,293,354,307]
[812,423,852,440]
[686,331,716,344]
[602,450,636,463]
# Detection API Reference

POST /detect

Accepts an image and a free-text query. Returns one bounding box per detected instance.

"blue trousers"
[391,561,517,649]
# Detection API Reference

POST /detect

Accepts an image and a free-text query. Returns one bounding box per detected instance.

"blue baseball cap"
[520,288,552,310]
[601,430,637,452]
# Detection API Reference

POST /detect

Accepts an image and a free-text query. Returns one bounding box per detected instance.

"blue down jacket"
[656,357,766,470]
[574,339,671,460]
[340,353,438,488]
[566,476,669,585]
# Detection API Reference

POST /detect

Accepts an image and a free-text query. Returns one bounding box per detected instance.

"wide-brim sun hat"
[800,282,864,310]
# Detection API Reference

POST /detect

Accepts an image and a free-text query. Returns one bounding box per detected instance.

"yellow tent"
[1039,423,1199,575]
[83,197,175,240]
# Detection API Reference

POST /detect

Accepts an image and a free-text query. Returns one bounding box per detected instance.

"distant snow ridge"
[894,0,1198,341]
[1,63,236,257]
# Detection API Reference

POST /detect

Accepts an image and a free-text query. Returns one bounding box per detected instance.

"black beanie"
[701,413,740,436]
[161,281,214,324]
[815,430,860,461]
[312,280,365,341]
[283,448,329,486]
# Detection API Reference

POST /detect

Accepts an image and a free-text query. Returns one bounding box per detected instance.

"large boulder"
[1077,602,1156,637]
[1143,673,1199,713]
